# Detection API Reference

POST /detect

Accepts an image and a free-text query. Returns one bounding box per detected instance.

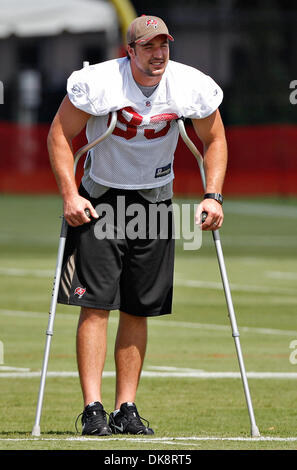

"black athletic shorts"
[57,185,175,317]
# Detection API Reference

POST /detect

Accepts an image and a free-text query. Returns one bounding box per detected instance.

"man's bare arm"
[192,109,228,230]
[48,95,98,226]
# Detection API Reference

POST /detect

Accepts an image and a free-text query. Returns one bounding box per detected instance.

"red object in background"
[173,123,297,196]
[0,121,296,195]
[0,122,87,193]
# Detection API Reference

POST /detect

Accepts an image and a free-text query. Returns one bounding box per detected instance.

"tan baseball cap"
[127,15,174,45]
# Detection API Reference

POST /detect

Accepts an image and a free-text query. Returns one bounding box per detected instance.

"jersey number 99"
[108,107,178,141]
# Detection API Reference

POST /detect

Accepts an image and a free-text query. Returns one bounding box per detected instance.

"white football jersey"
[67,57,223,190]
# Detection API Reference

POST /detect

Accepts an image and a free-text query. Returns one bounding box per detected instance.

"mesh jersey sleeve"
[188,72,223,119]
[67,69,98,115]
[67,66,114,116]
[168,61,223,119]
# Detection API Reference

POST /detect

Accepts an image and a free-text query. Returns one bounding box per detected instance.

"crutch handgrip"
[201,211,208,223]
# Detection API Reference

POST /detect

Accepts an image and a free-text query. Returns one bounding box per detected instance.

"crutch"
[177,118,260,438]
[31,104,117,437]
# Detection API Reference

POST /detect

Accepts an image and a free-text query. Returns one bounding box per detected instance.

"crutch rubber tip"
[251,425,261,437]
[32,425,41,437]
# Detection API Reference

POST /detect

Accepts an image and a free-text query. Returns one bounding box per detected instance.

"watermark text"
[93,197,202,250]
[289,80,297,104]
[0,81,3,104]
[0,341,4,364]
[289,339,297,365]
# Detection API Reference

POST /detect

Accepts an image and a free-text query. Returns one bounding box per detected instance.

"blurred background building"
[0,0,119,123]
[0,0,296,195]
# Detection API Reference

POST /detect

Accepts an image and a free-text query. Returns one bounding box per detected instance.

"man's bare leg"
[76,307,109,407]
[114,311,147,410]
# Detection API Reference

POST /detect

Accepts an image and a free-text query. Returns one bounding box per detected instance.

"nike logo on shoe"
[112,423,124,433]
[90,428,99,434]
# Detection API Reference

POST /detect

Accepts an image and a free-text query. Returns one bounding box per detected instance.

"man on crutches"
[33,14,258,437]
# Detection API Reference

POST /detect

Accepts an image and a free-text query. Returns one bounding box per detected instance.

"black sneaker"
[75,401,112,436]
[109,402,154,435]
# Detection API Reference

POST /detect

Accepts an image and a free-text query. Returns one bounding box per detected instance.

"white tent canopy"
[0,0,118,38]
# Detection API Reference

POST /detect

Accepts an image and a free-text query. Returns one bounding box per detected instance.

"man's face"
[128,35,170,84]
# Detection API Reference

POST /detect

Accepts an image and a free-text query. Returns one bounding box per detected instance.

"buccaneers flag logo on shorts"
[74,287,86,299]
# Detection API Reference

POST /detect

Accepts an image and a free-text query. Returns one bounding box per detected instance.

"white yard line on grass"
[0,366,30,372]
[158,319,297,337]
[223,201,297,219]
[200,235,297,247]
[266,271,297,280]
[0,436,297,443]
[174,278,297,296]
[1,266,297,297]
[1,370,297,379]
[1,308,297,337]
[0,268,53,277]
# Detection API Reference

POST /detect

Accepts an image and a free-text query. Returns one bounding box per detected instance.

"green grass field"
[0,194,297,451]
